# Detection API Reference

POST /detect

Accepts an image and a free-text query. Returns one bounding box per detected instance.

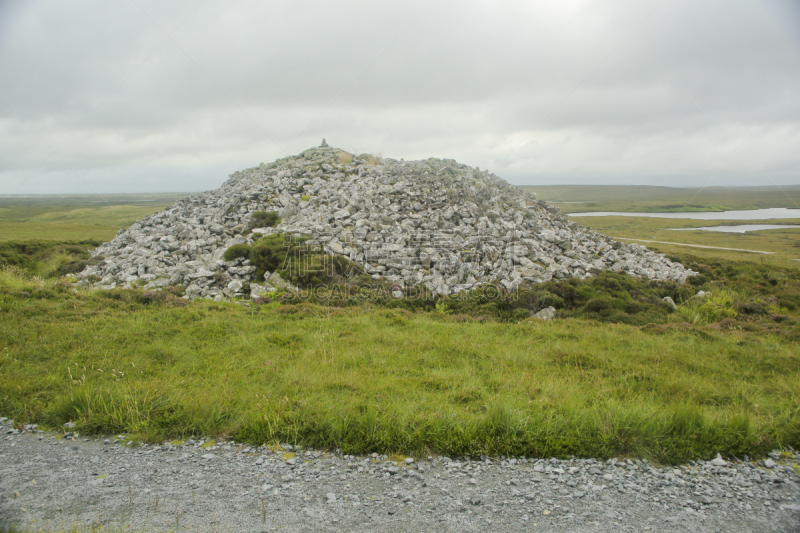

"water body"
[569,207,800,220]
[669,224,800,233]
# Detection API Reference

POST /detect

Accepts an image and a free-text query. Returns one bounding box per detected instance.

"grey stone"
[533,306,556,320]
[710,454,727,467]
[78,144,696,299]
[144,277,171,289]
[2,427,800,533]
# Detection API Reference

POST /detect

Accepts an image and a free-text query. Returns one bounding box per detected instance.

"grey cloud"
[0,0,798,194]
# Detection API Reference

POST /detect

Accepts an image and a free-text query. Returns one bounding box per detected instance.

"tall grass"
[1,269,798,463]
[676,289,739,325]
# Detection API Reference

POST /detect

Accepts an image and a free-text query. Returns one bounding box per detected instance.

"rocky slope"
[77,141,694,300]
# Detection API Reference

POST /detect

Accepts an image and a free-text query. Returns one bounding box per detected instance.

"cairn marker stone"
[77,144,694,300]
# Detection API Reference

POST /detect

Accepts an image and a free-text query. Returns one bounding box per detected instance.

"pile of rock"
[77,142,694,300]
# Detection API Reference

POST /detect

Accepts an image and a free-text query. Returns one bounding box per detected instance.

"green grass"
[0,240,104,278]
[1,264,798,464]
[515,184,800,267]
[0,194,190,242]
[0,190,799,465]
[520,184,800,213]
[572,215,800,267]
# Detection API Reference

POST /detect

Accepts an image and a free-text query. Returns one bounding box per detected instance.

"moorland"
[1,187,799,464]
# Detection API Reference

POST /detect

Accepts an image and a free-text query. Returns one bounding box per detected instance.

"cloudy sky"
[1,0,799,194]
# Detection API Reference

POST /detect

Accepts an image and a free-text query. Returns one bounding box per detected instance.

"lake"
[569,208,800,220]
[668,224,800,233]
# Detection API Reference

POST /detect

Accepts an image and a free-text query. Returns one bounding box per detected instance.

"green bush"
[249,211,281,229]
[0,240,103,278]
[677,289,738,325]
[245,233,363,288]
[223,243,252,262]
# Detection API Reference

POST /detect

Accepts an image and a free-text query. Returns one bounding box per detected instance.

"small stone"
[63,422,75,429]
[404,457,414,465]
[201,453,215,460]
[533,306,556,320]
[710,454,727,467]
[326,492,336,503]
[764,459,777,469]
[543,510,551,516]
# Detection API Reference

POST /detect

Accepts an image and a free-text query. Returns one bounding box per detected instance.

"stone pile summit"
[77,142,694,300]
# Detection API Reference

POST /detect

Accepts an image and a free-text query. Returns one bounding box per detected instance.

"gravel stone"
[0,417,798,532]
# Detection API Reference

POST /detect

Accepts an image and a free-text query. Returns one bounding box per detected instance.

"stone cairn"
[77,143,694,300]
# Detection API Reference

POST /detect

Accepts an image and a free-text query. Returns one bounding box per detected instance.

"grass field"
[1,269,798,464]
[519,184,800,213]
[0,193,189,242]
[516,185,800,268]
[574,216,800,268]
[0,190,799,464]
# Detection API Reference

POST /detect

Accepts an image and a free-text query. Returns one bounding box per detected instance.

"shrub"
[250,234,364,288]
[249,234,294,282]
[223,244,252,262]
[357,153,380,166]
[249,211,281,229]
[735,301,767,316]
[0,240,102,278]
[584,296,613,314]
[677,289,738,325]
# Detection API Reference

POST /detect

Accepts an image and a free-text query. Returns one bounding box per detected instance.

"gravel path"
[2,419,799,532]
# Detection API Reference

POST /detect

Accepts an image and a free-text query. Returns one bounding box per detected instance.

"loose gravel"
[1,418,799,532]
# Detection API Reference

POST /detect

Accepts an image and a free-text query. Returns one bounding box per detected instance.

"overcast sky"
[1,0,799,194]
